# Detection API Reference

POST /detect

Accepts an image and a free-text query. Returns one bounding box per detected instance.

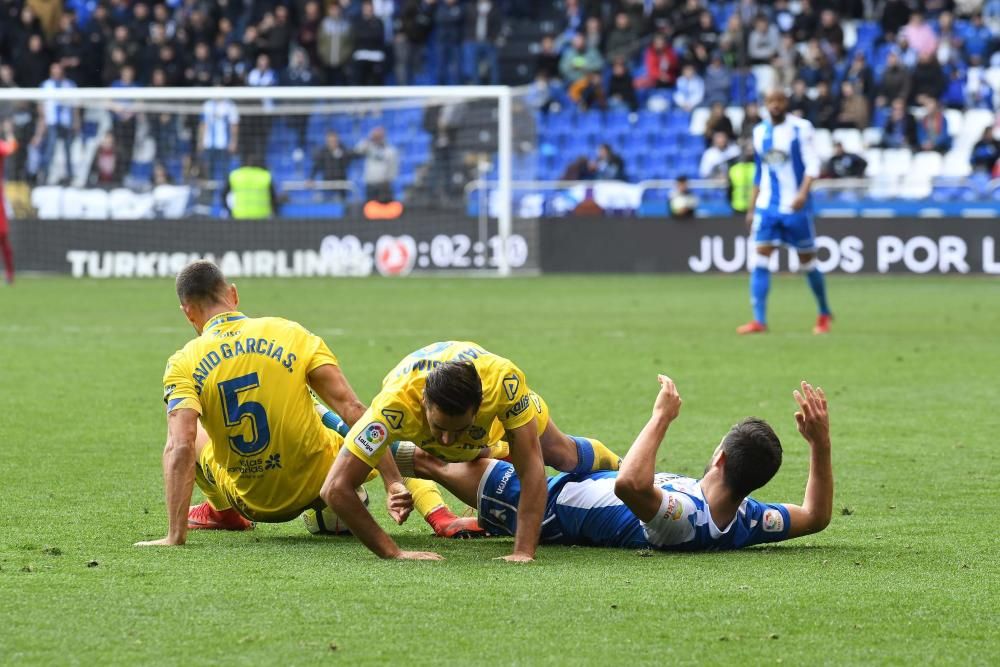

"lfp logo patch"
[355,422,389,456]
[762,509,784,533]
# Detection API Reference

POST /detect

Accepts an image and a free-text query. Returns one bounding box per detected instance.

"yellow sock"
[588,438,622,472]
[404,477,447,519]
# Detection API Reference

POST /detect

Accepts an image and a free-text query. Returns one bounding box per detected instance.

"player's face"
[766,93,787,123]
[424,403,476,446]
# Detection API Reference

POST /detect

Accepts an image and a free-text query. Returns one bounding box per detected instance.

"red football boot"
[187,502,254,530]
[426,506,487,539]
[737,320,768,335]
[813,314,833,335]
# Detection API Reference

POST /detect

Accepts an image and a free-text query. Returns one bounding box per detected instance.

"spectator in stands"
[89,132,126,187]
[535,34,561,81]
[258,7,294,71]
[353,0,387,85]
[636,32,678,89]
[703,53,732,108]
[824,141,868,178]
[970,127,1000,172]
[813,80,839,130]
[186,42,217,87]
[592,143,626,181]
[560,32,603,90]
[835,81,870,130]
[220,43,250,85]
[33,62,78,186]
[739,102,761,141]
[52,10,84,85]
[557,0,585,50]
[14,34,50,88]
[966,68,995,109]
[670,176,698,219]
[283,49,318,150]
[246,54,277,165]
[318,2,353,85]
[788,78,815,122]
[674,64,705,112]
[527,72,559,113]
[152,162,173,187]
[798,39,836,87]
[394,0,434,86]
[694,10,720,54]
[747,14,781,65]
[772,0,796,34]
[881,0,912,36]
[197,81,239,183]
[297,1,323,67]
[605,12,640,63]
[963,13,993,66]
[941,68,968,109]
[727,142,755,215]
[876,50,912,108]
[583,16,603,54]
[936,12,963,66]
[902,12,939,58]
[703,102,735,146]
[719,15,745,67]
[607,58,639,112]
[356,126,399,203]
[311,131,356,201]
[436,0,465,85]
[817,9,844,57]
[917,99,952,153]
[844,51,875,103]
[675,0,704,39]
[463,0,502,85]
[911,52,947,104]
[646,0,673,36]
[578,71,607,111]
[881,97,918,149]
[792,0,819,43]
[110,64,138,176]
[148,68,179,172]
[223,156,280,219]
[699,131,739,179]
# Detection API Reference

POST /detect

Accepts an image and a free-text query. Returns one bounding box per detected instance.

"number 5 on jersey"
[218,373,271,456]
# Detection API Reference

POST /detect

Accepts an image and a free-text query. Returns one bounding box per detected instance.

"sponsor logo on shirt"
[502,375,520,401]
[467,425,487,440]
[494,465,515,495]
[505,395,531,418]
[354,422,388,456]
[664,494,684,521]
[764,149,789,166]
[762,508,784,533]
[381,408,404,430]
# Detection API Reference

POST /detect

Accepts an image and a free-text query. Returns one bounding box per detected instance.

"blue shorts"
[752,209,817,252]
[477,460,565,542]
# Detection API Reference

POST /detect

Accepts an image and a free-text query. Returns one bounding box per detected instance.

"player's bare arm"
[321,448,442,561]
[745,185,760,230]
[308,364,367,427]
[135,408,199,547]
[614,375,682,521]
[375,453,413,525]
[791,175,815,212]
[502,419,547,562]
[782,381,833,538]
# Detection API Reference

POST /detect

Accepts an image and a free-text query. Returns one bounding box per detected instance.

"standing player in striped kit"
[739,89,832,335]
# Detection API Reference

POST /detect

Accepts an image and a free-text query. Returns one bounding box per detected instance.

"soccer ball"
[301,486,369,535]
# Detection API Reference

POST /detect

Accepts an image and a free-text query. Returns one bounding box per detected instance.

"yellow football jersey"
[344,341,548,467]
[163,311,341,520]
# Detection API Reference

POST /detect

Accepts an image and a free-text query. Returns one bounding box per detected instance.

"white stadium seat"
[689,107,711,135]
[863,148,883,176]
[912,150,944,178]
[832,128,865,154]
[882,148,913,176]
[863,127,884,147]
[813,129,834,160]
[725,106,746,133]
[944,109,964,137]
[983,67,1000,97]
[942,149,973,177]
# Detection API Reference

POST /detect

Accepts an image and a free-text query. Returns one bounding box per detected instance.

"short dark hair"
[176,260,228,305]
[719,417,782,499]
[424,361,483,416]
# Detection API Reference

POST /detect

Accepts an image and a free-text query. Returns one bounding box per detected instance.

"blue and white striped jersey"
[549,471,792,551]
[752,115,821,215]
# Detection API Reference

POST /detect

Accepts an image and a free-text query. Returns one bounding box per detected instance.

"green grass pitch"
[1,274,998,665]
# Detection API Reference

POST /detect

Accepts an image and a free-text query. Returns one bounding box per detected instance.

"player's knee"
[798,255,818,272]
[543,436,578,471]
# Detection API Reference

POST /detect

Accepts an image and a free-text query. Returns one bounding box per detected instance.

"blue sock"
[750,266,771,324]
[320,409,350,437]
[806,268,830,315]
[570,436,596,474]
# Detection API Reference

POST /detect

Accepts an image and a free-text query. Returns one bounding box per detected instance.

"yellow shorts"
[195,432,378,523]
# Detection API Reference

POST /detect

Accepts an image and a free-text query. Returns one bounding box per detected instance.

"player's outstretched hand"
[653,374,682,423]
[495,553,535,563]
[793,381,830,447]
[393,550,444,561]
[385,481,413,525]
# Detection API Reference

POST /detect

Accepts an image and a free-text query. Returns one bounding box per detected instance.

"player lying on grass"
[322,342,622,562]
[405,376,833,551]
[135,260,441,560]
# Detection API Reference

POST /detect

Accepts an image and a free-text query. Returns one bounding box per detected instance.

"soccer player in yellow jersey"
[320,341,621,562]
[135,261,441,561]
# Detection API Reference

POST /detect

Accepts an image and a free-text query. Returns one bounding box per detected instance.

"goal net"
[4,86,536,277]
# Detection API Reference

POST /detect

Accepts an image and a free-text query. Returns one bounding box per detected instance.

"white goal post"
[3,85,515,276]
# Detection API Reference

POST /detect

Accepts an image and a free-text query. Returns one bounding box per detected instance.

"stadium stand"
[3,0,1000,217]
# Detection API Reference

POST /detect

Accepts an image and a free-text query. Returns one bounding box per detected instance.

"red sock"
[425,505,458,532]
[0,234,13,283]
